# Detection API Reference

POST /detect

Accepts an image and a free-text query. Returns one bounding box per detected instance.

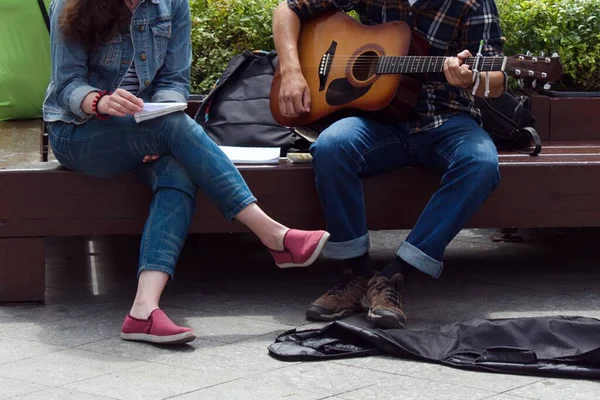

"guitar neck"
[376,56,507,75]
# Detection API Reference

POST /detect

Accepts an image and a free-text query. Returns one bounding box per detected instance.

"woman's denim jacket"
[43,0,191,124]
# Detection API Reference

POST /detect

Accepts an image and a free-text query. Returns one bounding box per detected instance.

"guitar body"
[270,11,425,127]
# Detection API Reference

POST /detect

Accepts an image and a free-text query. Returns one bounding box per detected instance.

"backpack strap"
[520,127,542,156]
[37,0,50,33]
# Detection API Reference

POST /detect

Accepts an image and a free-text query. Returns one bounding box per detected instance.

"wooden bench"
[2,100,600,303]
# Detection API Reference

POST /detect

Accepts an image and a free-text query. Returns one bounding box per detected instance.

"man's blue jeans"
[310,113,500,279]
[48,112,256,279]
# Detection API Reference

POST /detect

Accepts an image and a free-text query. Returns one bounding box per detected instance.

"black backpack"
[475,89,542,156]
[194,50,310,156]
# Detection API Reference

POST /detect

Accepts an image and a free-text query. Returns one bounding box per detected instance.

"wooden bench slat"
[2,160,600,237]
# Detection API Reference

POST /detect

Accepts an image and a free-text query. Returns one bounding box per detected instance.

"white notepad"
[134,102,188,123]
[219,146,280,164]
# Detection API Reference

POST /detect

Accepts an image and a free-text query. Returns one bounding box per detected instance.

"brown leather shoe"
[306,271,369,321]
[362,273,407,328]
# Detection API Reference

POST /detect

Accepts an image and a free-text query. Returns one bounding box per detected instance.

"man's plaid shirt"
[286,0,505,133]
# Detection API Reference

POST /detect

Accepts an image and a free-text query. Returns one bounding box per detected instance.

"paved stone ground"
[1,228,600,399]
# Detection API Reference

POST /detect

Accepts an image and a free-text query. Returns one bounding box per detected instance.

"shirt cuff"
[70,84,100,118]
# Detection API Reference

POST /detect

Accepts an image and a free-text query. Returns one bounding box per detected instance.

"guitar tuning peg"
[518,78,525,89]
[540,51,545,57]
[544,82,552,90]
[552,52,559,57]
[526,51,532,56]
[532,79,537,89]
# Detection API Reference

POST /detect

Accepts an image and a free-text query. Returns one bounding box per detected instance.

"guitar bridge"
[319,41,337,91]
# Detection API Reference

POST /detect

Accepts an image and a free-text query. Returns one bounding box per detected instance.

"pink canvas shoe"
[121,309,196,344]
[269,229,330,268]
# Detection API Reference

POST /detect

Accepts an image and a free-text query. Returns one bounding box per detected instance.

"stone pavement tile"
[233,331,288,351]
[169,377,326,400]
[63,363,238,400]
[465,271,600,298]
[249,361,399,397]
[1,308,126,347]
[403,297,486,326]
[411,366,543,393]
[505,378,600,400]
[82,340,288,378]
[0,377,48,400]
[162,284,327,328]
[78,336,223,362]
[338,375,495,400]
[0,337,65,365]
[179,314,297,344]
[407,279,587,321]
[197,299,312,327]
[0,318,34,334]
[10,387,117,400]
[0,301,124,332]
[0,348,144,386]
[333,356,436,377]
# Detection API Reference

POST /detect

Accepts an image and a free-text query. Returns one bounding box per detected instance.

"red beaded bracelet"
[92,90,112,120]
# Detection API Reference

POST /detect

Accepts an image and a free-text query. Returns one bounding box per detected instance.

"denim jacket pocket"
[90,34,123,69]
[150,20,172,65]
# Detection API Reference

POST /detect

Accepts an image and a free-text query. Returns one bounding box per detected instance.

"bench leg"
[0,238,46,303]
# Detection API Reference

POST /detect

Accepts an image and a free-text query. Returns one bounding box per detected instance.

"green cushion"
[0,0,51,121]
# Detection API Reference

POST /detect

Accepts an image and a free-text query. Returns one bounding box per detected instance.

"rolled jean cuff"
[138,264,176,280]
[323,233,369,259]
[223,195,257,221]
[396,241,443,279]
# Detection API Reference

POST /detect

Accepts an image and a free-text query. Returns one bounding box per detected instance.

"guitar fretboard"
[376,56,507,74]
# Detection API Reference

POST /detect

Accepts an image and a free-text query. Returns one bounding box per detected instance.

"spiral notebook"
[218,146,280,164]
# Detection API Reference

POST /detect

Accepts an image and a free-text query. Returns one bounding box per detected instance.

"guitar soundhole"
[352,51,378,82]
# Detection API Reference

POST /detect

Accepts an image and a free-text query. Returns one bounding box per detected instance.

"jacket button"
[144,80,151,87]
[138,25,145,32]
[140,53,147,61]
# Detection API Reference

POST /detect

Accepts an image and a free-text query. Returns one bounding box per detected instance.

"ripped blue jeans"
[48,112,256,278]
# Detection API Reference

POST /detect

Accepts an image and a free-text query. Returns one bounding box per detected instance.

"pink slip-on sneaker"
[269,229,330,268]
[121,309,196,345]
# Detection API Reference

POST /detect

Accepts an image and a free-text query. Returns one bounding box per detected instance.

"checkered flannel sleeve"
[286,0,361,20]
[459,0,504,57]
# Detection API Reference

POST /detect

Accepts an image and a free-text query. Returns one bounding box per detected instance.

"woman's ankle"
[129,300,159,320]
[261,226,289,251]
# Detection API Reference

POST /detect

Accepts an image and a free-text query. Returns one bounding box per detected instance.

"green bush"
[498,0,600,92]
[189,0,280,93]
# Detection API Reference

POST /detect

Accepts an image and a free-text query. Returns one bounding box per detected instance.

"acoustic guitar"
[270,11,563,127]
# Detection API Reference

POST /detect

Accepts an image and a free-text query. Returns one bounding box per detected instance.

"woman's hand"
[97,88,144,117]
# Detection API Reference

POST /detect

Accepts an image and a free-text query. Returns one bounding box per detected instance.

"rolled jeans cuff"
[323,233,369,259]
[397,241,443,279]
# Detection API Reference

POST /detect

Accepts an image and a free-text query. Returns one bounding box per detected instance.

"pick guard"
[325,78,371,106]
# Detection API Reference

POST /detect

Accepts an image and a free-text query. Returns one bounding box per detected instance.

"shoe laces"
[327,274,358,296]
[375,277,405,307]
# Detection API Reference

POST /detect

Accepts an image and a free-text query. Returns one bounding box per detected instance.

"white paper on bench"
[134,102,188,123]
[218,146,280,164]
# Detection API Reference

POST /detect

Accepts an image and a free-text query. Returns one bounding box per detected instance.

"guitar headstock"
[505,52,564,85]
